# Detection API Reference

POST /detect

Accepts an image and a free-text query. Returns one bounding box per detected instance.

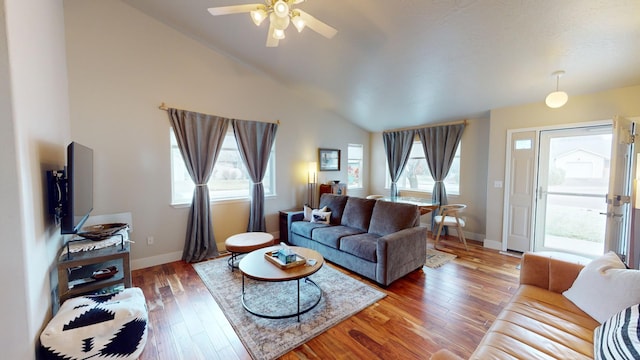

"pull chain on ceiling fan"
[208,0,337,47]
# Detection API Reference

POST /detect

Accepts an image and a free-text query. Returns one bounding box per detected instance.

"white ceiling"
[122,0,640,132]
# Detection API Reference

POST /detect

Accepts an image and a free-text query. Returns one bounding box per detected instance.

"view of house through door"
[533,126,612,257]
[505,118,636,261]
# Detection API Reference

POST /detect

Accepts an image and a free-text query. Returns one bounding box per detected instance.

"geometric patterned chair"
[433,204,468,251]
[39,287,148,360]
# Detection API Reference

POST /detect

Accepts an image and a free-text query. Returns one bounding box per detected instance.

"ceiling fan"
[207,0,337,47]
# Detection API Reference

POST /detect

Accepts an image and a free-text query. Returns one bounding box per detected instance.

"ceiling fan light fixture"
[291,13,306,32]
[270,12,290,30]
[545,70,568,108]
[273,0,289,18]
[207,1,338,47]
[250,8,267,26]
[273,28,286,40]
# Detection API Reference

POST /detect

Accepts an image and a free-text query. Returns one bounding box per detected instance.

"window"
[170,128,276,204]
[347,144,363,189]
[389,141,461,195]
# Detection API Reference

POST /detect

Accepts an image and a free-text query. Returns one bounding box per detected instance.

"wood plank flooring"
[132,235,521,359]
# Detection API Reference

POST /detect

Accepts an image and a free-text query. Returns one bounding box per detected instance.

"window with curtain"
[170,128,276,204]
[386,140,461,195]
[347,144,363,189]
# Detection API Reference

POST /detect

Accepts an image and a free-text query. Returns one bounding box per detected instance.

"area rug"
[193,257,386,360]
[426,248,457,268]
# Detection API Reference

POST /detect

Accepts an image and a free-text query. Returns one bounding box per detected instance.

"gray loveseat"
[287,194,427,286]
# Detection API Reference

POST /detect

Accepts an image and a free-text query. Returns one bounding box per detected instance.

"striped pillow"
[594,304,640,360]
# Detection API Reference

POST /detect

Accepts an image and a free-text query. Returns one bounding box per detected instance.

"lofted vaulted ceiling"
[122,0,640,132]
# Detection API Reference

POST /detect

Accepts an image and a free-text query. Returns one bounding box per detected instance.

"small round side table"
[224,232,274,271]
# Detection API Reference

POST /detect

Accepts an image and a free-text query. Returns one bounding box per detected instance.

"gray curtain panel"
[232,119,278,232]
[383,129,416,197]
[417,123,465,226]
[168,108,230,262]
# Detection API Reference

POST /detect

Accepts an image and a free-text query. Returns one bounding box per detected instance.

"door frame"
[502,119,613,252]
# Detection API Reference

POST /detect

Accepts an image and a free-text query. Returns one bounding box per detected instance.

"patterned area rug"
[426,248,457,268]
[193,256,386,360]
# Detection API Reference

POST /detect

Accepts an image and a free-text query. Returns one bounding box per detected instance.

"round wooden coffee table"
[224,232,274,270]
[239,246,324,321]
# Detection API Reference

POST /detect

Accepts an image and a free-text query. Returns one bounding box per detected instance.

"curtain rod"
[158,102,280,125]
[383,119,467,133]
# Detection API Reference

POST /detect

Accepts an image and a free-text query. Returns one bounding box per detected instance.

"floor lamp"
[307,162,317,208]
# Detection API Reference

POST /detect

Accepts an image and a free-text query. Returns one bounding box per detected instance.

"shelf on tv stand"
[57,239,131,304]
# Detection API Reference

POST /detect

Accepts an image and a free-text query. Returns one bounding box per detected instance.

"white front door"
[505,131,537,252]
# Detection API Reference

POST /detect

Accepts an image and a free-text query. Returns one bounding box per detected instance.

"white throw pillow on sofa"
[304,205,327,221]
[563,251,640,323]
[310,210,331,224]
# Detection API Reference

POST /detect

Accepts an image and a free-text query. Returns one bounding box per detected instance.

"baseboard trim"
[131,231,278,270]
[131,251,182,270]
[483,239,502,250]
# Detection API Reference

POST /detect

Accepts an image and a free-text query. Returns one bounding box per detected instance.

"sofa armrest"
[519,252,585,293]
[286,211,305,244]
[376,226,428,285]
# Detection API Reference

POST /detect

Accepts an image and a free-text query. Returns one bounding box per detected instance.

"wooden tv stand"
[56,239,131,304]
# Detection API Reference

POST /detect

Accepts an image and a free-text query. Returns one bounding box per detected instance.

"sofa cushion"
[311,225,365,249]
[563,251,640,323]
[339,233,380,262]
[290,220,329,239]
[341,197,377,231]
[519,252,586,293]
[594,304,640,360]
[368,200,420,236]
[471,284,599,359]
[319,194,348,225]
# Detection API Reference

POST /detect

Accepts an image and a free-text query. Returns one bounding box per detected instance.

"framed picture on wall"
[319,148,340,171]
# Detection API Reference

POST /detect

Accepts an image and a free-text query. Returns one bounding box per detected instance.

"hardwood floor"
[133,235,521,359]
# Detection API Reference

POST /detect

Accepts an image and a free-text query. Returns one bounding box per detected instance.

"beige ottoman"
[225,232,274,270]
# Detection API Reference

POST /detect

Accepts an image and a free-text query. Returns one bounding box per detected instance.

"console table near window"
[319,183,346,196]
[57,239,131,304]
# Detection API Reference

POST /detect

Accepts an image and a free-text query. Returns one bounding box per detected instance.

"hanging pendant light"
[545,70,568,108]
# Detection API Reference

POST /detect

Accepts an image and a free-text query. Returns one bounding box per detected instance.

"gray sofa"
[287,194,427,286]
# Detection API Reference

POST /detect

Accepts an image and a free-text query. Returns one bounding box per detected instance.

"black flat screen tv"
[60,142,94,234]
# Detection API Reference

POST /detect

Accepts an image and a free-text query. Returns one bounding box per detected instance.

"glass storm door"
[604,116,635,261]
[533,125,613,257]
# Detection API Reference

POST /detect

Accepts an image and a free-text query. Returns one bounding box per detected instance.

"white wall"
[63,0,369,268]
[485,85,640,250]
[1,0,70,358]
[369,117,490,239]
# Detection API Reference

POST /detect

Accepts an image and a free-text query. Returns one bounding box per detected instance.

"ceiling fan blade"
[207,4,263,16]
[296,9,337,39]
[266,23,280,47]
[292,0,306,4]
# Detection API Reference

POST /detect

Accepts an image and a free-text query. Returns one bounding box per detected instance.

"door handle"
[599,212,624,218]
[537,187,545,200]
